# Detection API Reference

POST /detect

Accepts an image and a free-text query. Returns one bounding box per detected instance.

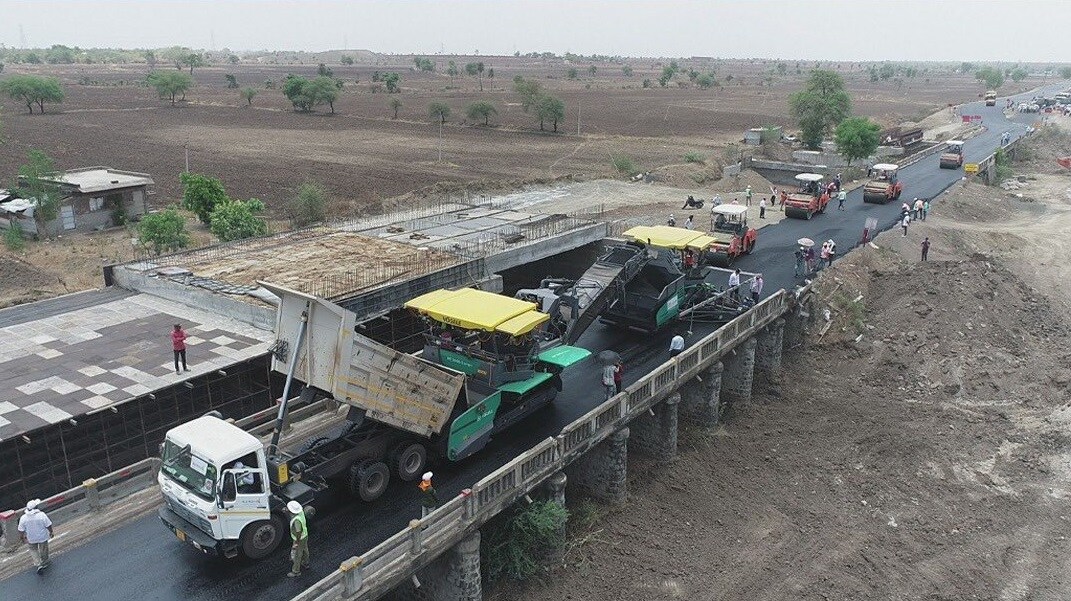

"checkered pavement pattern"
[0,293,273,440]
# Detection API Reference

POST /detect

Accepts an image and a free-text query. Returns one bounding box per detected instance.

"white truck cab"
[158,415,283,558]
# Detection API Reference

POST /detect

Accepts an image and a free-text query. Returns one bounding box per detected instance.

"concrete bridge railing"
[291,288,796,601]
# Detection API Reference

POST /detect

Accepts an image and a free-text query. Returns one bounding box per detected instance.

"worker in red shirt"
[171,324,190,375]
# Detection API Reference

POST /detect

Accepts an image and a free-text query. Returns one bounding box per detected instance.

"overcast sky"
[0,0,1066,63]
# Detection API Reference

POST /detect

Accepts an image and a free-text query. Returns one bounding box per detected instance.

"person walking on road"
[901,213,911,237]
[287,501,310,577]
[171,324,190,375]
[669,333,685,357]
[759,197,767,219]
[602,362,617,400]
[419,472,440,518]
[837,189,847,210]
[922,199,930,221]
[921,237,931,261]
[750,273,764,304]
[18,499,53,574]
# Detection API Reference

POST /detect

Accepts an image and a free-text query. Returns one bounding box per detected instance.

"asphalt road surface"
[4,85,1061,601]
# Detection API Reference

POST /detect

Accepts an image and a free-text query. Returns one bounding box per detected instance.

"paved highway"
[3,85,1060,601]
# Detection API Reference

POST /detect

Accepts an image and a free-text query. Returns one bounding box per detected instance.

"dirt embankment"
[494,131,1071,601]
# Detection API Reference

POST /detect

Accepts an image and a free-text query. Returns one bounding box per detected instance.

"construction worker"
[419,472,440,518]
[745,185,753,206]
[667,214,676,227]
[18,499,53,574]
[837,188,847,210]
[287,501,310,577]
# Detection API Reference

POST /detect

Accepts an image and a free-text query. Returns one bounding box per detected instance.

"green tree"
[16,150,61,237]
[340,54,354,65]
[536,94,565,132]
[696,74,715,89]
[183,53,205,74]
[240,87,257,105]
[834,117,881,168]
[307,76,340,112]
[588,65,597,77]
[383,72,401,93]
[0,75,65,114]
[566,67,578,79]
[1059,66,1071,79]
[466,100,497,125]
[4,221,25,252]
[180,172,228,224]
[143,50,157,69]
[789,69,852,149]
[513,77,543,112]
[137,207,191,254]
[224,73,238,88]
[959,62,975,73]
[45,44,76,64]
[428,101,451,124]
[317,63,334,78]
[659,65,675,87]
[148,71,192,106]
[228,54,239,64]
[210,198,268,242]
[487,67,494,89]
[390,98,402,119]
[1010,67,1028,82]
[975,66,1005,89]
[413,57,435,72]
[288,181,328,227]
[622,65,633,77]
[878,63,896,80]
[465,62,484,90]
[447,60,459,79]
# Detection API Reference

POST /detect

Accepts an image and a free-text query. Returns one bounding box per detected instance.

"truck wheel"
[390,443,427,482]
[349,460,390,502]
[240,515,284,560]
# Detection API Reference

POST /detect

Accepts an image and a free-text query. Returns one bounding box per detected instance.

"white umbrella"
[797,237,815,248]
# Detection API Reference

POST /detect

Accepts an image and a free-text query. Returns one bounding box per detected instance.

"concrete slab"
[0,291,273,441]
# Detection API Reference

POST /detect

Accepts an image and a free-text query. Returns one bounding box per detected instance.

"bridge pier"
[392,530,482,601]
[567,427,630,504]
[721,337,756,408]
[630,392,679,462]
[755,318,785,381]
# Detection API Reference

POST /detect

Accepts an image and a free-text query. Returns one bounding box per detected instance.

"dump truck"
[781,173,830,219]
[862,163,903,204]
[879,126,924,148]
[939,140,964,169]
[985,91,997,107]
[157,278,605,560]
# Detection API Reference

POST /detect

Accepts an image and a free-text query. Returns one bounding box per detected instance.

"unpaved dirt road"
[494,129,1071,601]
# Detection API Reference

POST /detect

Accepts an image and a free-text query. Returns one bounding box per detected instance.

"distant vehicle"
[781,134,799,143]
[862,163,903,204]
[879,126,924,148]
[781,173,830,219]
[940,140,964,169]
[985,91,997,106]
[706,204,758,266]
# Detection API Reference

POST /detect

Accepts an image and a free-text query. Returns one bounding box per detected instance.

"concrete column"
[567,427,630,505]
[395,530,482,601]
[629,393,679,462]
[680,361,725,427]
[754,319,785,380]
[721,338,756,407]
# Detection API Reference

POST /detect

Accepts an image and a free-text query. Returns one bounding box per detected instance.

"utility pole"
[438,121,443,163]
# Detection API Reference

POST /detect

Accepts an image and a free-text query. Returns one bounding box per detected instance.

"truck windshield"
[161,440,218,501]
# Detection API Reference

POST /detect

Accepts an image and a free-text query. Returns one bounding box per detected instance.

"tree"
[588,65,597,77]
[466,101,497,126]
[428,101,451,124]
[0,75,65,114]
[622,65,633,77]
[513,77,543,112]
[209,198,268,242]
[240,87,257,105]
[536,94,565,132]
[659,65,675,87]
[1010,67,1028,82]
[317,63,334,78]
[288,182,328,227]
[959,62,975,73]
[340,55,354,65]
[16,150,61,238]
[566,67,578,80]
[180,172,228,224]
[390,98,402,119]
[833,117,881,168]
[183,53,205,74]
[487,67,494,89]
[383,72,401,93]
[283,76,312,111]
[696,74,715,89]
[148,71,192,106]
[228,54,240,64]
[137,207,191,254]
[413,57,435,72]
[143,50,157,69]
[789,69,852,149]
[224,73,238,88]
[447,61,459,79]
[307,76,339,112]
[1060,66,1071,79]
[45,45,76,64]
[465,62,484,90]
[975,66,1005,89]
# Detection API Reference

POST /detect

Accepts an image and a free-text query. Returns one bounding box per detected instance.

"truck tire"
[240,515,284,560]
[349,460,390,502]
[390,443,427,482]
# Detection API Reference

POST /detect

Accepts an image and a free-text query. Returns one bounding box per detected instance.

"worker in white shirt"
[669,333,685,357]
[18,499,54,574]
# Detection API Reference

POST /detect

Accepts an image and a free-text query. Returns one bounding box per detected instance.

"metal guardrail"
[292,290,790,601]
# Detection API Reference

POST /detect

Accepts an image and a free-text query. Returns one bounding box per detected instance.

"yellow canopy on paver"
[623,225,709,250]
[404,288,547,335]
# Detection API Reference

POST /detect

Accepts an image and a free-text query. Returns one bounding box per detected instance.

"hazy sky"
[0,0,1067,63]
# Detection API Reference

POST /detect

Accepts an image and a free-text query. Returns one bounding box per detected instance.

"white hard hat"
[26,499,41,511]
[287,500,303,514]
[422,472,433,481]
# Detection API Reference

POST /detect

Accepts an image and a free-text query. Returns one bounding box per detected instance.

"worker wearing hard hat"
[419,472,440,519]
[287,501,310,577]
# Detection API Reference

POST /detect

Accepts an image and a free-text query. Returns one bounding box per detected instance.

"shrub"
[611,155,637,175]
[137,208,190,255]
[4,222,25,251]
[209,198,268,242]
[684,152,705,164]
[181,172,228,224]
[289,182,328,227]
[483,501,568,583]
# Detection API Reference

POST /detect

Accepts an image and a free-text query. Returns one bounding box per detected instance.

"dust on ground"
[493,126,1071,601]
